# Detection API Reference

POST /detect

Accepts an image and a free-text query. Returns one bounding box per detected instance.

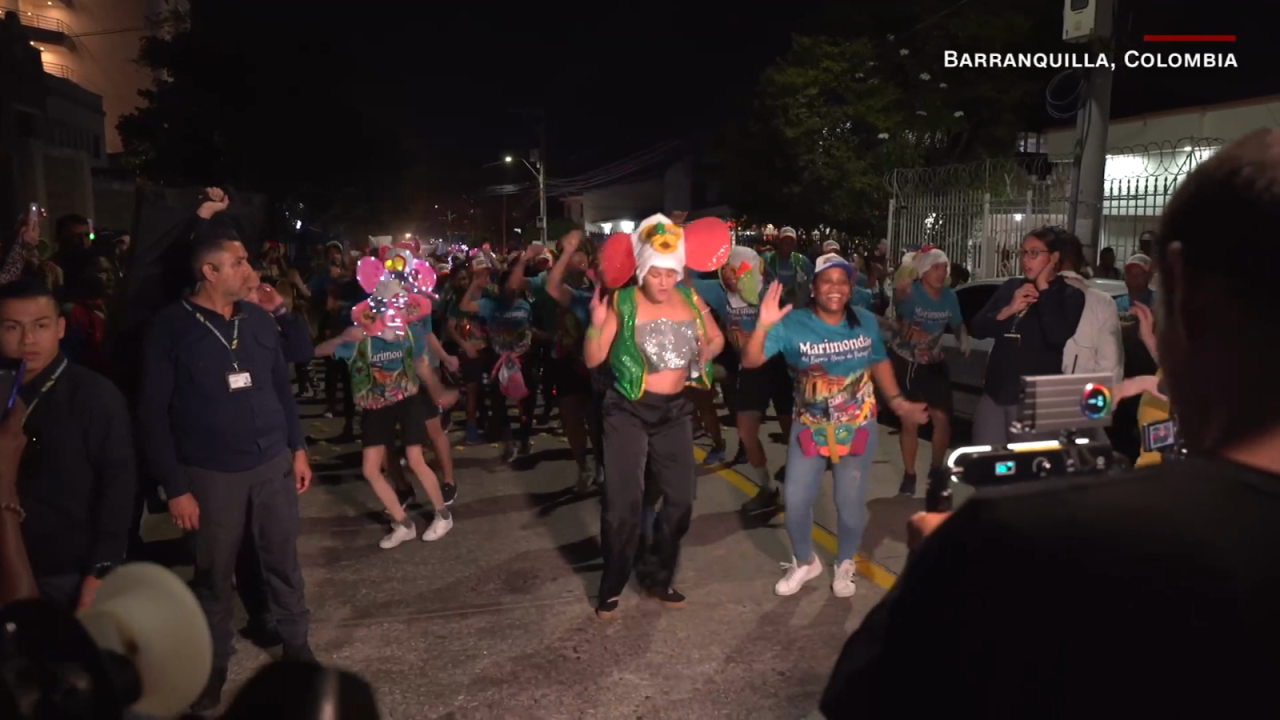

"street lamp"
[504,154,547,247]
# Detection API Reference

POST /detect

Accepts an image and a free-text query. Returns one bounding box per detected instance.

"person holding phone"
[0,279,135,612]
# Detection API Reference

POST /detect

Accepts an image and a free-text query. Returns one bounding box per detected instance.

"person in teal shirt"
[741,253,928,601]
[763,227,814,307]
[888,247,967,510]
[458,268,535,462]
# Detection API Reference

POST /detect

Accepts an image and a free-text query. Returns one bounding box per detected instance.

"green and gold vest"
[609,285,713,401]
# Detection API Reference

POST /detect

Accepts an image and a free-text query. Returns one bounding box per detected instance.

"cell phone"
[1142,418,1177,453]
[0,358,25,420]
[28,203,39,225]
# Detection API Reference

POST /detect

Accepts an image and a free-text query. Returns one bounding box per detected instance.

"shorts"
[417,384,441,421]
[890,351,953,415]
[730,354,794,417]
[361,396,429,448]
[550,356,592,398]
[460,348,497,385]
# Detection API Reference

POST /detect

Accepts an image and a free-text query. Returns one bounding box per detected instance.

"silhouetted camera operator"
[821,129,1280,717]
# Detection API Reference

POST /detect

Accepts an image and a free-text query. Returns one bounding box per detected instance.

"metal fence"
[883,137,1222,278]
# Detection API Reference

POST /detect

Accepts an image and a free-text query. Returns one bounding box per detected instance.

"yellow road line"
[693,447,898,591]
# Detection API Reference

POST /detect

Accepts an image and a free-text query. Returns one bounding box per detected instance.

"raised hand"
[758,282,792,329]
[589,286,608,328]
[196,187,229,219]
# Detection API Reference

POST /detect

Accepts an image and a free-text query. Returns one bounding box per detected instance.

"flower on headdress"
[384,255,407,272]
[642,222,683,254]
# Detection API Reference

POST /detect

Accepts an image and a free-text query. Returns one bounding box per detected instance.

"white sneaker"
[379,521,416,549]
[774,556,824,596]
[421,514,454,542]
[832,559,857,598]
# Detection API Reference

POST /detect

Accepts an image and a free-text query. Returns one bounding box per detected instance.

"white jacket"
[1060,271,1124,383]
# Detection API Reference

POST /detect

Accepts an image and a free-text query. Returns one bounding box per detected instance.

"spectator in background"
[1057,233,1123,386]
[1138,229,1157,257]
[1117,253,1155,312]
[949,262,971,288]
[1,211,41,285]
[763,227,814,307]
[1094,246,1122,279]
[0,279,135,612]
[139,225,315,712]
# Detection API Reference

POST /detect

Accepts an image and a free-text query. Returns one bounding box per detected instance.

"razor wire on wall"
[883,137,1222,278]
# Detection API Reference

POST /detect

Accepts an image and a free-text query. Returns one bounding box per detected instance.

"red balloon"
[683,218,731,272]
[599,232,637,289]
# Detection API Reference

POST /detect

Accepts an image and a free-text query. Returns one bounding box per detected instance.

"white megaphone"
[76,562,212,716]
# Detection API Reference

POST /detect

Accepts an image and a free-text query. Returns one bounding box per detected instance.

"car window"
[956,284,998,332]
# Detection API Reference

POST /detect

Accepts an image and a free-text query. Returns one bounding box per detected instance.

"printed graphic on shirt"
[764,308,886,462]
[478,296,533,355]
[335,327,425,410]
[891,282,963,364]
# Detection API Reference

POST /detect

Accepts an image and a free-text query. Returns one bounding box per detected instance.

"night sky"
[186,0,1278,200]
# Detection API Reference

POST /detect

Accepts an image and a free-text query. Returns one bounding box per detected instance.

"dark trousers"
[186,453,310,667]
[234,518,271,622]
[489,354,538,443]
[324,356,355,432]
[35,573,81,612]
[598,389,695,604]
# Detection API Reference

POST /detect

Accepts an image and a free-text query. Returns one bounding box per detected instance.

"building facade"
[5,0,164,155]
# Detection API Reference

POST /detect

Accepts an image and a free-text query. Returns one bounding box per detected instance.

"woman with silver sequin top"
[584,257,724,619]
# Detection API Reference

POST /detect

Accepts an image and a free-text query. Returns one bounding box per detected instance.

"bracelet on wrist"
[1,501,26,522]
[585,327,600,339]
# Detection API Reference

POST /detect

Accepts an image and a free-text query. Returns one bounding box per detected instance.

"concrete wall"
[15,0,153,154]
[1046,95,1280,154]
[44,74,105,167]
[581,177,665,231]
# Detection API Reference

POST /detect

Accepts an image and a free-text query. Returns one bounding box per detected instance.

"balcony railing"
[4,8,70,35]
[43,61,73,81]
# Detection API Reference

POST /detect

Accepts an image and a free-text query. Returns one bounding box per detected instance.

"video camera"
[947,373,1119,487]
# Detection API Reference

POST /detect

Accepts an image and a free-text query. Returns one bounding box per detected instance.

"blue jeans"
[783,422,878,565]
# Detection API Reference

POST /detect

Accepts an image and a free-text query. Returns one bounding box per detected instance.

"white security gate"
[884,137,1221,278]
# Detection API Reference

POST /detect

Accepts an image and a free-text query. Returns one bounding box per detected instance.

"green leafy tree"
[724,0,1061,235]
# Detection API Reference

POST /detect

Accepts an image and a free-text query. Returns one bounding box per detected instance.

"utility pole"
[537,116,548,247]
[501,193,507,252]
[1064,0,1115,264]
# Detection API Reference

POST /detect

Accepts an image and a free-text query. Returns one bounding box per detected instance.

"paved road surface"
[141,391,952,718]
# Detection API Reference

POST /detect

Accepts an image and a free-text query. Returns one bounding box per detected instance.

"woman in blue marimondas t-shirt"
[741,254,929,600]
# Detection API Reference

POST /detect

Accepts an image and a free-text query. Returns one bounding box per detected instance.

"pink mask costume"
[350,237,436,341]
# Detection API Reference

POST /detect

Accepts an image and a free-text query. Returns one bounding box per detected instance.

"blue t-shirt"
[1115,288,1154,314]
[891,282,963,364]
[850,286,875,312]
[478,295,533,355]
[334,325,427,410]
[411,316,438,367]
[528,274,595,359]
[764,307,887,459]
[694,278,760,346]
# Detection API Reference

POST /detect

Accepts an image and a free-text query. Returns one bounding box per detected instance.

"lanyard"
[183,300,242,370]
[23,358,68,426]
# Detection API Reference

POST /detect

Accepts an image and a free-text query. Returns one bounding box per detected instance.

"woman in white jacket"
[1057,234,1124,384]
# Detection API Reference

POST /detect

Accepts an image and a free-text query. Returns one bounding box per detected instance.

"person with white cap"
[1117,252,1155,313]
[763,226,814,307]
[888,245,967,511]
[821,239,842,256]
[584,214,725,618]
[742,253,929,599]
[687,245,791,515]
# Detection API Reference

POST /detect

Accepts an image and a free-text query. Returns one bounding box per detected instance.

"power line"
[68,22,177,39]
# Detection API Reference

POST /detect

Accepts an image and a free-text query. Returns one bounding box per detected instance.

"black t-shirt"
[970,277,1086,405]
[821,455,1280,718]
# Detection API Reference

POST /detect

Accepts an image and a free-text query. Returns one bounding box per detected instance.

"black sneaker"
[647,586,687,608]
[190,665,228,713]
[283,643,318,664]
[898,472,917,497]
[441,482,457,506]
[243,615,283,649]
[595,597,620,619]
[740,487,782,516]
[774,465,787,484]
[729,444,747,466]
[925,467,953,513]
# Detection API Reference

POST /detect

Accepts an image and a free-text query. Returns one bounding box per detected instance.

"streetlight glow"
[504,156,513,163]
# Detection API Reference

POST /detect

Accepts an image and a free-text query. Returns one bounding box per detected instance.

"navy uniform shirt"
[139,298,307,499]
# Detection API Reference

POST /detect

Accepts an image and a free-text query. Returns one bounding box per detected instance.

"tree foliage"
[722,0,1061,235]
[117,1,408,220]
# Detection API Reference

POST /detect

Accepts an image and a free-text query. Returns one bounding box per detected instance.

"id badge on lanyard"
[185,301,253,392]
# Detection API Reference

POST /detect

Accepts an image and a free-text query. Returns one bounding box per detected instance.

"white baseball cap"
[779,226,797,239]
[814,253,854,279]
[821,239,840,252]
[1125,253,1152,270]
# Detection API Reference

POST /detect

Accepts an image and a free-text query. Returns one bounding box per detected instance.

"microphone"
[1007,280,1036,335]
